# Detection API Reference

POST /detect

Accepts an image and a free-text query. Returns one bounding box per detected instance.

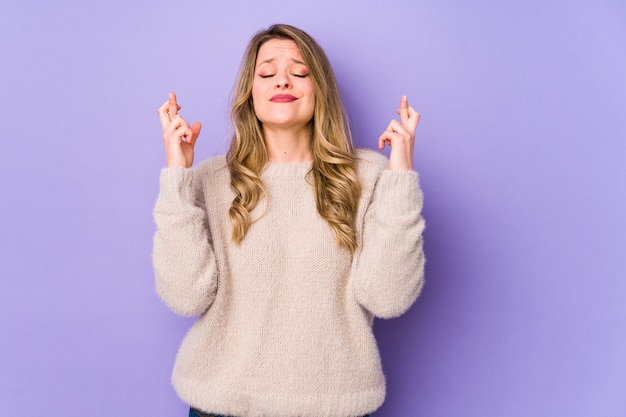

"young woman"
[154,24,425,417]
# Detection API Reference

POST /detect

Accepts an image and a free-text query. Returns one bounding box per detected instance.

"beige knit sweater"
[153,149,425,417]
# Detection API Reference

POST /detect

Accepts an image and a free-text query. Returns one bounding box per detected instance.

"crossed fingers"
[157,92,195,145]
[378,95,420,149]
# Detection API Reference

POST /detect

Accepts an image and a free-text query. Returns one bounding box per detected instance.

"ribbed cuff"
[375,170,423,214]
[158,166,195,206]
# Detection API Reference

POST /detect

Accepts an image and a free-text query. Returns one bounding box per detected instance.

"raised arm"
[353,97,425,318]
[352,169,425,318]
[153,94,217,316]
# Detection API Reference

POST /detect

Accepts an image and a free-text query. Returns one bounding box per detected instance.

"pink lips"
[270,94,298,103]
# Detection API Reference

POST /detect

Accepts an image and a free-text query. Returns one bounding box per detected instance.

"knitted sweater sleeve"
[353,167,426,319]
[152,166,218,317]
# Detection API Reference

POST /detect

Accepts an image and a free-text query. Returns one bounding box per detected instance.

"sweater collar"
[261,160,313,178]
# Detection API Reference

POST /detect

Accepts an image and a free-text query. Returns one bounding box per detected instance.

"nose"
[275,72,290,89]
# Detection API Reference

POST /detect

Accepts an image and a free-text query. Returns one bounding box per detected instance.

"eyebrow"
[256,58,306,69]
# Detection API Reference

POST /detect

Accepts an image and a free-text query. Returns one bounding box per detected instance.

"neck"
[263,125,313,163]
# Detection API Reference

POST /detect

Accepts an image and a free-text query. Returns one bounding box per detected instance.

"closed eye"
[292,74,309,78]
[259,74,274,79]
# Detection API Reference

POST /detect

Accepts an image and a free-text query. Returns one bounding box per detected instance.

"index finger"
[168,92,179,118]
[399,95,409,123]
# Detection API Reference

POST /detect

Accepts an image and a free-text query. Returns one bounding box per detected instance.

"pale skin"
[157,92,202,169]
[251,39,316,163]
[157,45,420,169]
[380,95,421,171]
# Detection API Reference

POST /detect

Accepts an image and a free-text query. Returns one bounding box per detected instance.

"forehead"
[256,39,304,64]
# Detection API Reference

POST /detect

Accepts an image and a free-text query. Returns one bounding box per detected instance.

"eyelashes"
[258,74,309,79]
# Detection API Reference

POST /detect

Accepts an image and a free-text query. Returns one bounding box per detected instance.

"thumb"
[188,122,202,146]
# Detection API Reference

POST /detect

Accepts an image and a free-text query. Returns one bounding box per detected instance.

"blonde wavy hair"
[227,24,362,252]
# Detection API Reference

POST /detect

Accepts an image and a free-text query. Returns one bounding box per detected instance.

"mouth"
[270,94,298,103]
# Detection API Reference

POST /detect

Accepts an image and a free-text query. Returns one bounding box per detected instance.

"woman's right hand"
[157,92,202,168]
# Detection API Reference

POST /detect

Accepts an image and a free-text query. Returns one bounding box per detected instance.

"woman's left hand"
[378,95,420,171]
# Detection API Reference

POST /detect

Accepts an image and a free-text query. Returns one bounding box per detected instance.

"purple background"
[1,0,625,416]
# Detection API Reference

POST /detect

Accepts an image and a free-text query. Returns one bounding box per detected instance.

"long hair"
[226,24,362,252]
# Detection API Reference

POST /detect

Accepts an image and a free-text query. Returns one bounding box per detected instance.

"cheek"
[305,88,315,115]
[251,83,264,115]
[302,81,315,110]
[306,96,315,116]
[251,82,262,102]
